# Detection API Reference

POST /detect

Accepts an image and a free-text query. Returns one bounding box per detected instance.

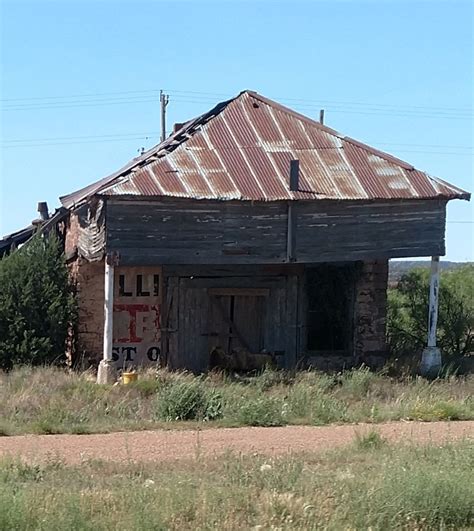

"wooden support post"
[427,256,440,348]
[103,258,114,361]
[420,256,441,376]
[97,254,118,384]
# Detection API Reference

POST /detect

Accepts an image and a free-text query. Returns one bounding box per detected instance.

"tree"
[387,265,473,361]
[0,234,76,370]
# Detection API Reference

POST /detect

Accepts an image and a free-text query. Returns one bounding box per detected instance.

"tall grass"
[0,366,472,435]
[0,442,472,529]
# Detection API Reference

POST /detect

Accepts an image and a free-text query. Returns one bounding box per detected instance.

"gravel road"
[0,421,472,464]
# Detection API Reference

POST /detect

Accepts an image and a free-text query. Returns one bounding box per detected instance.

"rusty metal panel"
[187,133,241,198]
[60,90,470,207]
[112,266,162,367]
[293,149,337,197]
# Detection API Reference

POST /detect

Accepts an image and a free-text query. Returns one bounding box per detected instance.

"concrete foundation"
[97,359,117,384]
[420,346,442,377]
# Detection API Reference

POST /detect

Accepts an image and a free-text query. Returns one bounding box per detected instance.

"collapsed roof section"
[61,90,470,208]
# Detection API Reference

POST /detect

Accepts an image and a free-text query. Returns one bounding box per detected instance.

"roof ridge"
[245,91,344,138]
[245,91,421,172]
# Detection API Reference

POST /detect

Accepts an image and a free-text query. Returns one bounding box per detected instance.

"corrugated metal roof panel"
[60,90,470,207]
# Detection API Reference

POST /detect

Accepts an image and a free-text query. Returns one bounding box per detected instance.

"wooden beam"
[208,288,270,297]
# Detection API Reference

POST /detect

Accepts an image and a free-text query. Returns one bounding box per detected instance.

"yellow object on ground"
[122,372,138,384]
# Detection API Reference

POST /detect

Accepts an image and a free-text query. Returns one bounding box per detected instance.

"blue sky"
[1,0,472,260]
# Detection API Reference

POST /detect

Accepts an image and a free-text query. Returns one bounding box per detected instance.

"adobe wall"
[71,258,104,366]
[66,213,104,366]
[353,259,389,366]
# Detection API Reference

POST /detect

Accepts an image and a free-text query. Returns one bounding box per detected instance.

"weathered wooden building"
[22,91,472,375]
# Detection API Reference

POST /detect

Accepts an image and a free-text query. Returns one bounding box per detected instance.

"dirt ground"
[0,421,472,465]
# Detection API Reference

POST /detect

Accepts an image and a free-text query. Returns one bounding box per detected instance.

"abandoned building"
[1,90,470,376]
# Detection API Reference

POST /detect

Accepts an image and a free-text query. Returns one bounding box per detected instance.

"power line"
[1,89,472,120]
[167,94,472,119]
[373,142,473,150]
[0,89,160,102]
[3,131,160,143]
[163,89,473,113]
[2,97,159,111]
[2,137,156,148]
[3,86,472,113]
[1,129,473,154]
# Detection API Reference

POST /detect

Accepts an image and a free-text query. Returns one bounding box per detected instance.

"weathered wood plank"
[178,276,285,289]
[285,275,299,368]
[106,198,447,265]
[208,288,270,297]
[176,283,209,372]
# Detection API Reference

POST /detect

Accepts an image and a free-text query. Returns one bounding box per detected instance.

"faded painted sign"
[112,267,162,367]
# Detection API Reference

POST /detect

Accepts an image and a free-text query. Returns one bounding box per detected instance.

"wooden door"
[176,283,210,372]
[174,275,298,371]
[207,288,268,354]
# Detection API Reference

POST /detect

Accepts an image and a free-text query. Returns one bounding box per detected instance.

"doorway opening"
[306,264,356,354]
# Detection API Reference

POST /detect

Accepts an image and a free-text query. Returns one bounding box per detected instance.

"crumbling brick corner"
[65,212,104,367]
[353,259,389,368]
[67,257,104,367]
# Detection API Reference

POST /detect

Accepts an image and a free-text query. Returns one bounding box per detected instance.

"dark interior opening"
[306,263,356,352]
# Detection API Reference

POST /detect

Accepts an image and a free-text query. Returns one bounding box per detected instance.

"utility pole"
[160,90,169,142]
[319,109,325,125]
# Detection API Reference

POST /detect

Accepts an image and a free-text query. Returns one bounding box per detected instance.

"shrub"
[340,367,378,398]
[155,380,223,421]
[353,430,386,450]
[407,398,472,421]
[0,234,76,370]
[231,396,285,427]
[388,265,473,362]
[344,444,474,529]
[252,367,294,391]
[310,392,348,424]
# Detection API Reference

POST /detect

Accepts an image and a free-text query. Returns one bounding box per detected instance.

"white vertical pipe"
[103,258,114,362]
[427,256,440,348]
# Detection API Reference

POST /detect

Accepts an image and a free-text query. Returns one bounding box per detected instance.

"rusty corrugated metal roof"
[60,91,470,208]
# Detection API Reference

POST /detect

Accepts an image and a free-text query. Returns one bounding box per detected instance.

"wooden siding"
[106,198,446,265]
[296,200,446,262]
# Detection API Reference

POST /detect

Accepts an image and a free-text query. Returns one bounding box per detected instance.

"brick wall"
[64,212,80,257]
[65,213,104,365]
[69,258,104,365]
[353,259,389,366]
